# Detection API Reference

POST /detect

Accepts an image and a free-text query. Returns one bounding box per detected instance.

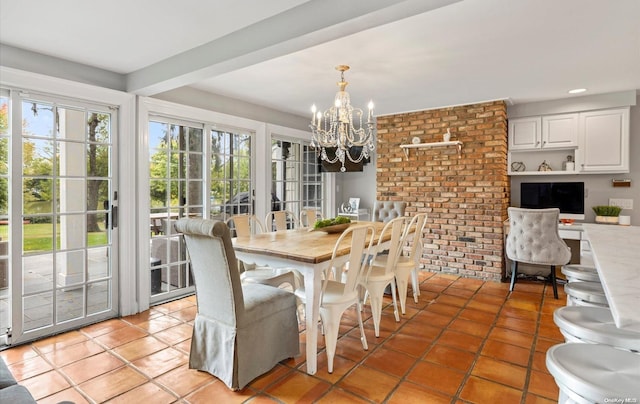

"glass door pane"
[7,93,118,345]
[0,91,10,342]
[149,120,202,301]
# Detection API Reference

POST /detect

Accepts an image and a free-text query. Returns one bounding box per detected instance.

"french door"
[148,118,202,303]
[0,89,118,346]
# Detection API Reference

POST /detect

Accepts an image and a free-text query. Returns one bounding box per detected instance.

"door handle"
[111,206,118,229]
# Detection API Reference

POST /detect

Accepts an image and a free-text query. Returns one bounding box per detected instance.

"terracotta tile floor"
[1,273,566,403]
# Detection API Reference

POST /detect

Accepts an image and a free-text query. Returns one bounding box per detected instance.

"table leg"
[303,269,321,375]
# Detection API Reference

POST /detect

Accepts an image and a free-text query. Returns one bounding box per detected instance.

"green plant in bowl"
[313,216,351,229]
[592,205,621,224]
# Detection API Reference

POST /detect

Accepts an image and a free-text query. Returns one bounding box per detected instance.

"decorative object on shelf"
[348,197,360,212]
[538,160,552,172]
[309,65,375,172]
[443,128,451,142]
[511,161,526,172]
[592,205,621,224]
[340,202,352,213]
[612,179,631,187]
[563,155,575,171]
[411,136,421,144]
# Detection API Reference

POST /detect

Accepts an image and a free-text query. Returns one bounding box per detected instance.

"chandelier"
[310,65,375,172]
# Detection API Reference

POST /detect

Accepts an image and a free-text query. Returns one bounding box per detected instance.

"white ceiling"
[1,0,639,117]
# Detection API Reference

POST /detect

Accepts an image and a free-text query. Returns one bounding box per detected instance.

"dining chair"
[227,214,296,290]
[174,218,299,390]
[505,207,571,299]
[294,223,376,373]
[372,213,427,314]
[361,216,407,337]
[372,200,406,223]
[299,208,321,228]
[226,214,265,237]
[265,210,299,231]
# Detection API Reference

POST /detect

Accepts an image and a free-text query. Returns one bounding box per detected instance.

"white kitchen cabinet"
[509,114,578,151]
[577,108,629,173]
[509,117,541,150]
[508,108,629,176]
[542,113,578,148]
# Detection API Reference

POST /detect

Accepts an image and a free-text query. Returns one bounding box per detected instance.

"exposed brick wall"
[376,101,509,281]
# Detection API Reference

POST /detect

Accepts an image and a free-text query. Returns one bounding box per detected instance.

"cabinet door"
[578,108,629,173]
[509,117,541,150]
[542,113,578,148]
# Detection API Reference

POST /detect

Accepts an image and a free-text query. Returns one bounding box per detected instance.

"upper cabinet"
[508,108,629,175]
[577,108,630,173]
[509,114,578,150]
[542,113,579,149]
[509,117,541,150]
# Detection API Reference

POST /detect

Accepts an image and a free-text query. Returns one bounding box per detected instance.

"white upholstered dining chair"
[505,207,571,299]
[294,223,375,373]
[174,218,299,390]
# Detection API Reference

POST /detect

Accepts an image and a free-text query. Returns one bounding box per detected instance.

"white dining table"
[232,221,388,375]
[581,223,640,333]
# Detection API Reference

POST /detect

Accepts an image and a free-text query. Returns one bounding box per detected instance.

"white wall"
[335,154,377,217]
[509,92,640,225]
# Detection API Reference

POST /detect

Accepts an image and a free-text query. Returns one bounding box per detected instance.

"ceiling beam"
[126,0,461,96]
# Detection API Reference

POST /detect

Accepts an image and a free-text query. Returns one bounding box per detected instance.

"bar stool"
[564,281,608,308]
[560,264,600,283]
[546,343,640,404]
[553,306,640,351]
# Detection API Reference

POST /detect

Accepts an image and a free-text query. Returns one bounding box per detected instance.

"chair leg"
[390,279,400,322]
[411,268,420,302]
[320,308,339,374]
[356,303,368,351]
[550,265,558,299]
[509,261,518,292]
[367,282,387,337]
[394,271,410,315]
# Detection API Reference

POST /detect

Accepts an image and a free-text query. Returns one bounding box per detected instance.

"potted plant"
[592,205,622,224]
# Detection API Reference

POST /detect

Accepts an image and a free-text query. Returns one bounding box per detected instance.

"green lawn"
[0,223,108,252]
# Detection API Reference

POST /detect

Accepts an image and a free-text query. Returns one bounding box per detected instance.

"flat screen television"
[520,182,585,220]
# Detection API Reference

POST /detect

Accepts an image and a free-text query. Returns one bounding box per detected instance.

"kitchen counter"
[582,223,640,332]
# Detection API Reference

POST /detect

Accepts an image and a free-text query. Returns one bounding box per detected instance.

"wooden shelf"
[399,141,463,159]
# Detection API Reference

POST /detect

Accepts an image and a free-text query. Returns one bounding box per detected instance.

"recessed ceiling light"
[568,88,587,94]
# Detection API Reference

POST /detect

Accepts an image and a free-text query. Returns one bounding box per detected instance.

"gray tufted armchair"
[505,207,571,299]
[372,201,407,223]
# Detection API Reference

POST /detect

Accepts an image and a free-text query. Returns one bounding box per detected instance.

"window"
[271,137,323,221]
[210,129,253,220]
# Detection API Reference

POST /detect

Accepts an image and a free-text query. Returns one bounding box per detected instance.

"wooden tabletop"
[232,221,388,264]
